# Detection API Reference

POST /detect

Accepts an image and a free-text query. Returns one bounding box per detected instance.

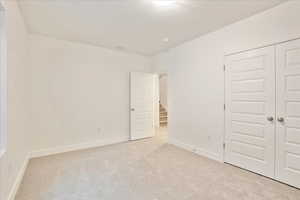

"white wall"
[153,1,300,161]
[0,0,31,199]
[28,35,152,152]
[159,75,167,110]
[1,1,299,199]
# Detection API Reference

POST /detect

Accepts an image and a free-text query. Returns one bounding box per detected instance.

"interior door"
[225,46,276,178]
[276,39,300,188]
[130,72,155,140]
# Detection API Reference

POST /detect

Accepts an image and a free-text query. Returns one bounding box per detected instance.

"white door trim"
[0,5,7,159]
[225,37,300,57]
[223,37,300,189]
[223,37,300,163]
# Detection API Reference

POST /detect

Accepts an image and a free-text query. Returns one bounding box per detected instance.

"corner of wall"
[6,155,30,200]
[168,137,222,162]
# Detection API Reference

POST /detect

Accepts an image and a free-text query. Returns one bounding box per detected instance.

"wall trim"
[7,156,29,200]
[8,137,221,200]
[0,7,7,160]
[9,137,221,199]
[7,136,129,200]
[168,137,222,162]
[30,137,129,158]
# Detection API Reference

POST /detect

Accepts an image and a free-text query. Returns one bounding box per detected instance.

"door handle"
[131,108,135,111]
[277,117,284,123]
[267,116,274,122]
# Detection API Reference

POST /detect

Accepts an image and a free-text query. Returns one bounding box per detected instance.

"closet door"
[276,39,300,188]
[225,46,276,178]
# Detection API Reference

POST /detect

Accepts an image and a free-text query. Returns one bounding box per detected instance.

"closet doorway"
[224,38,300,188]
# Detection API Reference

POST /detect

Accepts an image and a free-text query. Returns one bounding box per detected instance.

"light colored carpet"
[16,128,300,200]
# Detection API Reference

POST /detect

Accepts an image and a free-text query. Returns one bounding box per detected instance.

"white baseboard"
[196,147,221,162]
[168,138,195,152]
[8,137,219,200]
[168,138,222,162]
[30,137,129,158]
[7,156,30,200]
[7,137,128,200]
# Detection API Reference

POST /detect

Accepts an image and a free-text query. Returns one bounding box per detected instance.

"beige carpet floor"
[16,128,300,200]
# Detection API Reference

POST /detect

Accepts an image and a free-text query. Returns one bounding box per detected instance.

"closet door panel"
[225,46,276,178]
[276,39,300,188]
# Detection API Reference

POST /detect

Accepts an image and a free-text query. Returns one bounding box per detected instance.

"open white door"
[130,72,155,140]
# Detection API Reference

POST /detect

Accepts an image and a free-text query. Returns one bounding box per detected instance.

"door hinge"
[223,65,226,71]
[224,104,226,110]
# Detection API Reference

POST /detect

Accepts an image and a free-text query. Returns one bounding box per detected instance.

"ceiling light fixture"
[152,0,178,8]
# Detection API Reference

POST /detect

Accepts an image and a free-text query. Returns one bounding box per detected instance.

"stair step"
[159,104,167,113]
[159,104,167,125]
[160,122,168,126]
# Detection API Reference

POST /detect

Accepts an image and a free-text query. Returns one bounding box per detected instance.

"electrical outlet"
[97,128,102,135]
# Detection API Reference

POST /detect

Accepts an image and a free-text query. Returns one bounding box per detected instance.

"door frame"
[0,3,7,159]
[222,36,300,163]
[158,73,168,128]
[222,37,300,189]
[0,3,7,200]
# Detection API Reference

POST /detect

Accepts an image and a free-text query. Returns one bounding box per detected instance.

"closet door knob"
[277,117,284,123]
[267,116,274,122]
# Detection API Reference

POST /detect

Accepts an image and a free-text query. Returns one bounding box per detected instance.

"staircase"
[159,104,168,127]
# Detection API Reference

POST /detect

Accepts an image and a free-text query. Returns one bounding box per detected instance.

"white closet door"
[276,39,300,188]
[225,46,276,178]
[130,72,155,140]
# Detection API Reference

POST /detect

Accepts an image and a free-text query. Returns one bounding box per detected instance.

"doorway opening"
[129,72,168,142]
[156,74,168,141]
